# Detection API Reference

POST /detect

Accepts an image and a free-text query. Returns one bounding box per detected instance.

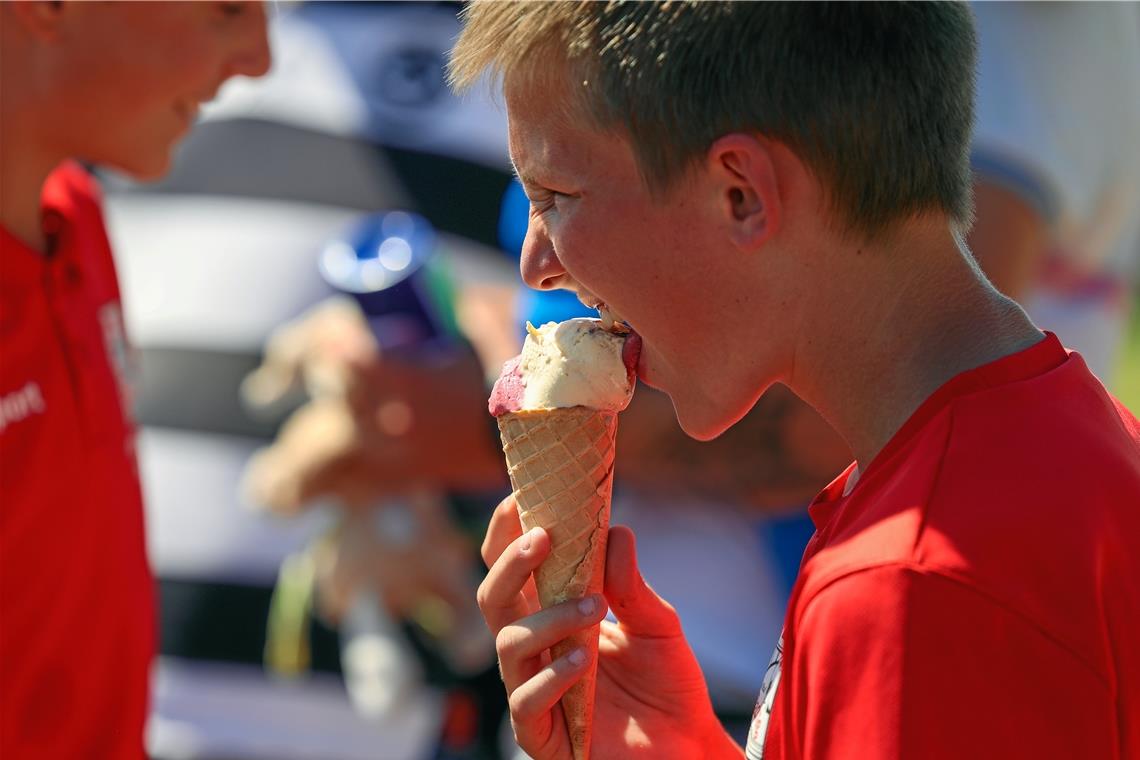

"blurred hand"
[618,383,851,513]
[478,496,744,760]
[242,297,506,513]
[313,493,477,623]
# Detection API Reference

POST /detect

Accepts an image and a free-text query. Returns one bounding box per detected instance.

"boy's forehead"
[508,105,585,182]
[509,118,575,175]
[506,88,630,189]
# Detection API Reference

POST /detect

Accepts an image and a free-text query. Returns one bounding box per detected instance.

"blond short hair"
[450,1,977,238]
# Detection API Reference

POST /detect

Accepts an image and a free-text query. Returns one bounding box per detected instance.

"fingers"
[507,646,588,754]
[496,594,607,689]
[496,598,605,760]
[476,498,615,759]
[476,525,550,635]
[481,494,524,568]
[509,648,585,721]
[481,496,539,610]
[604,525,683,638]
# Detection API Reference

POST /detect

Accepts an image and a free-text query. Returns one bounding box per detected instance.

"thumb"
[603,525,683,638]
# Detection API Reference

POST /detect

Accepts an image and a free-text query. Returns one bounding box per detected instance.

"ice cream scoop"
[488,318,640,416]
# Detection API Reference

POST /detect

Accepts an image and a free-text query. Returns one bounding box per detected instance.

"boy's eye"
[535,190,569,205]
[531,192,560,215]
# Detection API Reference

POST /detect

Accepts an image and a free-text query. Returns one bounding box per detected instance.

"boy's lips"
[629,335,664,390]
[572,290,649,381]
[621,330,642,378]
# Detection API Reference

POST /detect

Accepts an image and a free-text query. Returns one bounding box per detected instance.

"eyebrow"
[510,150,581,195]
[512,165,543,190]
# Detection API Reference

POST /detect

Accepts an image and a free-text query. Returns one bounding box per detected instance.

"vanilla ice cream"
[488,318,640,416]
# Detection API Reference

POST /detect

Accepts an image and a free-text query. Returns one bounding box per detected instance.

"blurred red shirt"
[1,162,154,759]
[751,333,1140,759]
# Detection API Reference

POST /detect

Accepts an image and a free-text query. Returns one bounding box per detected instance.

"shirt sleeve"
[785,565,1115,759]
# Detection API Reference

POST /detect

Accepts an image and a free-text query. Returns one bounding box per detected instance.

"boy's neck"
[789,219,1043,471]
[0,63,66,254]
[0,140,62,254]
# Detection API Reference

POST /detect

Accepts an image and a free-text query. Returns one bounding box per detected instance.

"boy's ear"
[707,133,782,251]
[9,1,67,41]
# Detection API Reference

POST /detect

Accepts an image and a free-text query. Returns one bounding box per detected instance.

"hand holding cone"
[498,407,618,760]
[488,318,639,759]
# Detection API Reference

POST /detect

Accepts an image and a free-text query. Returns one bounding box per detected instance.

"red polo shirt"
[750,333,1140,759]
[1,163,154,758]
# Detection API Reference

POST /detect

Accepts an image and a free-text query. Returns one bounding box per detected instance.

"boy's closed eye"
[526,188,578,218]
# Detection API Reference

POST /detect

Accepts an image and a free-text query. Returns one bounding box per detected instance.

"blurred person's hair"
[449,1,978,239]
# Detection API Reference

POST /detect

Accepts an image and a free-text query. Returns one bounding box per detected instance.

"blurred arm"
[242,299,507,514]
[618,383,851,512]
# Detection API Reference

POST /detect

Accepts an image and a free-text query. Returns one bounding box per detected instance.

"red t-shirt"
[1,163,154,758]
[750,333,1140,759]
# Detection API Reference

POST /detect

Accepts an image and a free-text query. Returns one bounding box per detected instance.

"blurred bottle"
[317,210,494,725]
[318,209,458,351]
[340,580,424,719]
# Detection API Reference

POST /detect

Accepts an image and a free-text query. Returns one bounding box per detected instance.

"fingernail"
[578,596,596,616]
[567,648,587,667]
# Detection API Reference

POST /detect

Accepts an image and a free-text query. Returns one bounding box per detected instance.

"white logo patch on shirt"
[746,633,784,760]
[0,381,46,434]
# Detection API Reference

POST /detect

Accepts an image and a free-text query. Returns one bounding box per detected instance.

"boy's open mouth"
[573,292,646,381]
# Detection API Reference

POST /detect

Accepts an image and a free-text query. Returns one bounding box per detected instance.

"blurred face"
[506,80,789,440]
[43,1,271,178]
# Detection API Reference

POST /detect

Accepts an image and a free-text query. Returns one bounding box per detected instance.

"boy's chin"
[122,154,174,183]
[101,145,176,183]
[671,385,770,442]
[671,400,740,442]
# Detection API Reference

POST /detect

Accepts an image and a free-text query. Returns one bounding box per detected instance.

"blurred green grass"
[1112,298,1140,415]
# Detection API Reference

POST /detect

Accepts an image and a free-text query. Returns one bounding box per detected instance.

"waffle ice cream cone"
[498,406,618,760]
[488,317,640,759]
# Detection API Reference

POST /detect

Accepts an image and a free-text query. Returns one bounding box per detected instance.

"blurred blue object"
[320,210,436,295]
[320,210,456,348]
[755,512,816,597]
[496,179,529,258]
[517,289,593,332]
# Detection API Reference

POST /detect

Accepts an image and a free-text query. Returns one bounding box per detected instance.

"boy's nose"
[520,223,572,292]
[229,4,272,79]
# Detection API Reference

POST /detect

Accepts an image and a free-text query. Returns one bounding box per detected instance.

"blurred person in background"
[74,1,559,755]
[0,2,269,757]
[968,1,1140,385]
[107,3,518,757]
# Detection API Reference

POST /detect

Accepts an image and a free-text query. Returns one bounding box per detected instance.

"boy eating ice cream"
[451,3,1140,758]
